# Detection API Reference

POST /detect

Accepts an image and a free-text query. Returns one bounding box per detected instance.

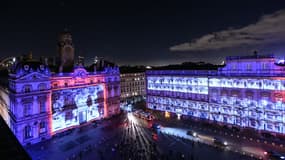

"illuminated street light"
[165,111,170,118]
[177,113,181,120]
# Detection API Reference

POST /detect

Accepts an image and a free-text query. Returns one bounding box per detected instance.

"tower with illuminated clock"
[58,30,75,72]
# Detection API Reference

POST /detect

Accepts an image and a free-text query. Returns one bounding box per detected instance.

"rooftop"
[148,62,221,71]
[226,54,275,61]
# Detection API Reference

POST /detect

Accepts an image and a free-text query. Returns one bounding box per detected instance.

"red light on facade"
[103,83,108,118]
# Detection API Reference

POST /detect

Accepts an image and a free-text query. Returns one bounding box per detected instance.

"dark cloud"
[170,10,285,52]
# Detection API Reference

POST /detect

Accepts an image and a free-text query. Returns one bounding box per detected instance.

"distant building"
[147,54,285,135]
[120,72,146,104]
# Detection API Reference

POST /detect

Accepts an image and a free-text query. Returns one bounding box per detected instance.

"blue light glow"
[147,62,285,134]
[52,85,104,132]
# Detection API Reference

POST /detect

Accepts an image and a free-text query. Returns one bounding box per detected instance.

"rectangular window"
[39,101,45,113]
[246,64,252,71]
[24,126,32,139]
[24,103,32,116]
[39,84,46,91]
[39,122,46,134]
[262,63,268,70]
[24,86,31,93]
[232,64,237,70]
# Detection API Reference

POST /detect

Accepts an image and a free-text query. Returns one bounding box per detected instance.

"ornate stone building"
[147,54,285,135]
[0,32,120,146]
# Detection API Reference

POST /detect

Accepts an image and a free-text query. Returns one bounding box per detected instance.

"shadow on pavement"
[59,141,77,152]
[76,135,91,144]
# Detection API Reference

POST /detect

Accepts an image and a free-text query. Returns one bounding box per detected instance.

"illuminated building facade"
[147,55,285,134]
[0,58,120,146]
[50,65,120,134]
[120,72,146,102]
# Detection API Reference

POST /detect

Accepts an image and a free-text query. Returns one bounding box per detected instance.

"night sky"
[1,0,285,66]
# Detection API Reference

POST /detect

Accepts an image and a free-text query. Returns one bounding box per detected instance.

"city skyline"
[1,1,285,66]
[2,1,285,160]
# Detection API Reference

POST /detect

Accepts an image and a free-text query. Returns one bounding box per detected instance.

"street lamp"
[165,111,170,118]
[177,113,181,120]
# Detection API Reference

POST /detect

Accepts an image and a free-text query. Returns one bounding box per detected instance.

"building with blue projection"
[0,32,121,146]
[146,54,285,134]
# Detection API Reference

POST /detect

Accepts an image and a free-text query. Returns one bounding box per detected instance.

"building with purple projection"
[0,32,121,146]
[146,54,285,135]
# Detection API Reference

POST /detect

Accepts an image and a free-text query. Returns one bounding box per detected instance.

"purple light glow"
[146,56,285,134]
[51,85,104,132]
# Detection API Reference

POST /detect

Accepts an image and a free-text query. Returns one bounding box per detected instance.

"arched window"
[24,125,32,139]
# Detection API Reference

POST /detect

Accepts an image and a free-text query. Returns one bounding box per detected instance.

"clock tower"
[58,30,75,71]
